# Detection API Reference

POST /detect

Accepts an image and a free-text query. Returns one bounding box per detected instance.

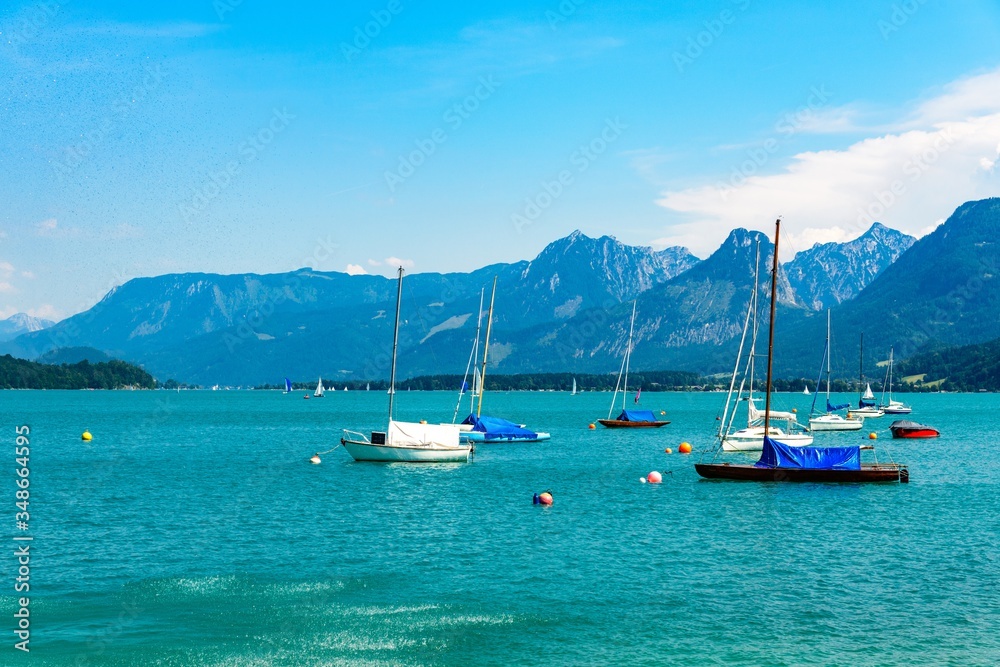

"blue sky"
[2,0,999,320]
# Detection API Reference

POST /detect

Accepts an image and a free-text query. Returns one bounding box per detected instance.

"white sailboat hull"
[808,414,864,431]
[342,439,472,462]
[852,407,885,418]
[342,422,472,462]
[722,427,813,451]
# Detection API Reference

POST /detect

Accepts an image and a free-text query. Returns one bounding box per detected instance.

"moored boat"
[598,409,669,428]
[696,219,908,484]
[341,267,473,463]
[889,420,939,439]
[808,310,865,432]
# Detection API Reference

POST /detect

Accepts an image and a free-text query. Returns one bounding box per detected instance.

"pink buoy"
[647,471,663,484]
[538,492,553,506]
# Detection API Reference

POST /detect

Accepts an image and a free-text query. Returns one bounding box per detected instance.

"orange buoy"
[538,492,553,506]
[588,423,596,429]
[660,410,666,415]
[792,408,798,413]
[679,442,693,454]
[869,432,878,440]
[664,448,673,454]
[647,471,663,484]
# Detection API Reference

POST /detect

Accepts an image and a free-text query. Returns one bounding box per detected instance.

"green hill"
[895,338,1000,392]
[0,355,156,390]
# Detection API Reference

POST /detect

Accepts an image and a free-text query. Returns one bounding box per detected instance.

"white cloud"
[385,256,415,269]
[0,261,14,277]
[345,264,368,276]
[654,67,1000,258]
[36,218,58,235]
[20,271,35,279]
[366,259,382,267]
[0,282,15,293]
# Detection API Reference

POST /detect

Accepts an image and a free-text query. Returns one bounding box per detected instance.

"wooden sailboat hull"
[695,463,905,483]
[597,420,670,428]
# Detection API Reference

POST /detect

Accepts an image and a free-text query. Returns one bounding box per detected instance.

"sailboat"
[717,240,810,451]
[450,289,484,428]
[853,333,885,418]
[597,302,669,428]
[314,378,325,398]
[460,278,551,443]
[696,219,908,483]
[571,378,577,395]
[808,310,864,432]
[283,378,292,394]
[340,268,473,463]
[802,385,810,395]
[880,347,912,414]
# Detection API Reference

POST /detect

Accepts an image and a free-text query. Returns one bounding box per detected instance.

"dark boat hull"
[597,419,670,428]
[695,463,904,482]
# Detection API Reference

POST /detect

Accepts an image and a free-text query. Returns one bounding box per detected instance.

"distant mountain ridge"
[1,209,970,385]
[0,313,54,342]
[784,223,915,310]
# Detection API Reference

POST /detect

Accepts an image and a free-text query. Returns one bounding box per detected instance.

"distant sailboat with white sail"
[314,378,325,398]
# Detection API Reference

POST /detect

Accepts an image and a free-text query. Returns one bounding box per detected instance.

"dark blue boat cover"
[754,436,861,470]
[616,410,658,422]
[827,400,850,412]
[461,414,538,440]
[859,398,876,407]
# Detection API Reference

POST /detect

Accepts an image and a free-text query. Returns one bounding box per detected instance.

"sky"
[1,0,999,321]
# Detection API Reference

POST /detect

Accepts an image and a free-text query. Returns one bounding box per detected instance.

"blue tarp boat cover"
[754,436,861,470]
[859,398,876,407]
[827,400,850,412]
[461,414,538,440]
[616,409,658,422]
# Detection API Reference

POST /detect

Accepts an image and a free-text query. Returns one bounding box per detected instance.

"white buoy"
[310,454,322,465]
[639,477,647,484]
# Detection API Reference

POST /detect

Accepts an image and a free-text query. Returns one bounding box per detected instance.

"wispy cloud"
[654,67,1000,258]
[35,218,83,239]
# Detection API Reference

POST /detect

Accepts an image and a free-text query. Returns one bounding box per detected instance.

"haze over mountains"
[5,198,998,385]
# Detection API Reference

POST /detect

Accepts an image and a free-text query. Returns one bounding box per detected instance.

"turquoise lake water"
[1,389,998,665]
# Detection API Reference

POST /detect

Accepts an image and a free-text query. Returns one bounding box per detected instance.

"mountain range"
[0,313,54,343]
[5,198,996,385]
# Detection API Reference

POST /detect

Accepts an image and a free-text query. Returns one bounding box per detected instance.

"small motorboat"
[889,420,939,439]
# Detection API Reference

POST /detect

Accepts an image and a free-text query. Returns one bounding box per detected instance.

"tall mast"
[622,301,637,412]
[763,219,781,435]
[453,288,484,422]
[859,332,864,397]
[826,309,832,400]
[476,276,498,417]
[888,347,894,400]
[388,266,404,421]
